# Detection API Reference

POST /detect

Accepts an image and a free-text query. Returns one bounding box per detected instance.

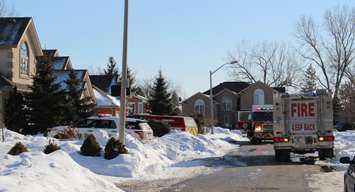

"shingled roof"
[89,75,118,93]
[204,81,286,95]
[54,70,86,91]
[0,17,31,47]
[43,49,58,57]
[203,81,251,95]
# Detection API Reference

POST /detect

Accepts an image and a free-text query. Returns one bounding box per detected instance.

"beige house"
[0,17,43,126]
[182,81,285,128]
[0,17,96,127]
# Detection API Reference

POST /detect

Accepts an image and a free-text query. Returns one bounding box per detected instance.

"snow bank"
[0,131,122,192]
[310,130,355,191]
[0,127,246,190]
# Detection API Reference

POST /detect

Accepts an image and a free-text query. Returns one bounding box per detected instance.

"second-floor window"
[222,97,233,112]
[20,42,29,75]
[254,89,265,105]
[194,99,205,115]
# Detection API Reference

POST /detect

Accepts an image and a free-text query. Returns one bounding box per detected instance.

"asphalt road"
[117,142,331,192]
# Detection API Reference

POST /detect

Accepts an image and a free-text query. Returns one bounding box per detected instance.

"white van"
[50,116,154,141]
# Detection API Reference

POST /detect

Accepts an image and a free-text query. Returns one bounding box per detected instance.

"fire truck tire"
[275,150,290,162]
[250,137,261,144]
[319,149,334,160]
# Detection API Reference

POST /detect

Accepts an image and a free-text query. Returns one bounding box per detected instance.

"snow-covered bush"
[43,140,60,154]
[80,134,101,156]
[104,137,128,160]
[8,142,28,155]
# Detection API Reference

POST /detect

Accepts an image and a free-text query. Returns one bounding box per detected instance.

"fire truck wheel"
[319,149,334,160]
[275,150,290,162]
[250,137,261,144]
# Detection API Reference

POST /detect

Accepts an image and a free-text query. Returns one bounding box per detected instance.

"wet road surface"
[117,142,335,192]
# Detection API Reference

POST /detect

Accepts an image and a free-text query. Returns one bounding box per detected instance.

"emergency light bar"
[252,105,273,112]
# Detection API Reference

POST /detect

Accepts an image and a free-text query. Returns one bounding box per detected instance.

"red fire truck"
[247,105,274,143]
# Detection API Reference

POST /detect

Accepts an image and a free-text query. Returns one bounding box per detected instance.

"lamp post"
[209,61,238,134]
[119,0,129,144]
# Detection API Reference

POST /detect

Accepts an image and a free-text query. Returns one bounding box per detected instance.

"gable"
[182,92,210,104]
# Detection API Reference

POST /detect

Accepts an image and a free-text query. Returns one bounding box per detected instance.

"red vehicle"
[131,114,198,135]
[248,105,274,143]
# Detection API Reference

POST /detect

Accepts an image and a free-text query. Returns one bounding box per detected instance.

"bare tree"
[229,42,301,88]
[0,0,14,16]
[296,6,355,98]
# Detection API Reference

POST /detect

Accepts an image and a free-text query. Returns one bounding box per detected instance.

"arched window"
[254,89,265,105]
[222,97,233,112]
[20,42,29,75]
[194,99,205,115]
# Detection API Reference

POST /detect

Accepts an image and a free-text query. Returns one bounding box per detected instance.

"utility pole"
[209,71,214,134]
[119,0,129,145]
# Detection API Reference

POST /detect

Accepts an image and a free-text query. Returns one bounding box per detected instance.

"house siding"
[239,82,274,111]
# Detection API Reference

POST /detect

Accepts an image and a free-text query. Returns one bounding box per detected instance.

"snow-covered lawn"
[310,130,355,192]
[0,127,246,192]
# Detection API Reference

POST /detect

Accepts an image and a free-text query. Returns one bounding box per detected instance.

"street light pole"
[209,61,238,134]
[119,0,129,145]
[209,71,214,134]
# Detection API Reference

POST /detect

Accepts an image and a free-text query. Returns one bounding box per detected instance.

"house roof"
[89,75,118,93]
[93,86,120,107]
[54,70,86,91]
[52,56,70,70]
[273,87,286,93]
[203,81,251,95]
[43,49,58,57]
[0,75,14,89]
[0,17,31,47]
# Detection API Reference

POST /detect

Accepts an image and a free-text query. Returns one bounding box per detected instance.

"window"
[194,99,205,115]
[20,42,29,75]
[138,102,144,114]
[222,97,233,112]
[253,89,265,105]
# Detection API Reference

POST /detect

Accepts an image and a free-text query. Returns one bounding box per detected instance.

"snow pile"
[0,131,123,192]
[0,127,246,190]
[310,130,355,191]
[334,130,355,161]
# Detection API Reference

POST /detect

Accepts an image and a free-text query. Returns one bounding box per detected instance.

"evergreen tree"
[149,70,173,115]
[301,64,317,93]
[104,57,119,76]
[4,87,26,133]
[64,69,95,125]
[26,56,65,134]
[170,91,181,115]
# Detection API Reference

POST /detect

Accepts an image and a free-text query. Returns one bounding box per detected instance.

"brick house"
[182,81,285,128]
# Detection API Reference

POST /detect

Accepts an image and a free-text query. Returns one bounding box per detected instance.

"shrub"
[148,120,170,137]
[53,128,78,140]
[43,140,60,154]
[104,137,128,160]
[8,142,28,155]
[80,134,101,156]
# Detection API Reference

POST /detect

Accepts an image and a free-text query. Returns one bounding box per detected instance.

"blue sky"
[9,0,354,98]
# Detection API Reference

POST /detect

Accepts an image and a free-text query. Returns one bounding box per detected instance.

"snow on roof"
[93,87,120,107]
[54,70,85,91]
